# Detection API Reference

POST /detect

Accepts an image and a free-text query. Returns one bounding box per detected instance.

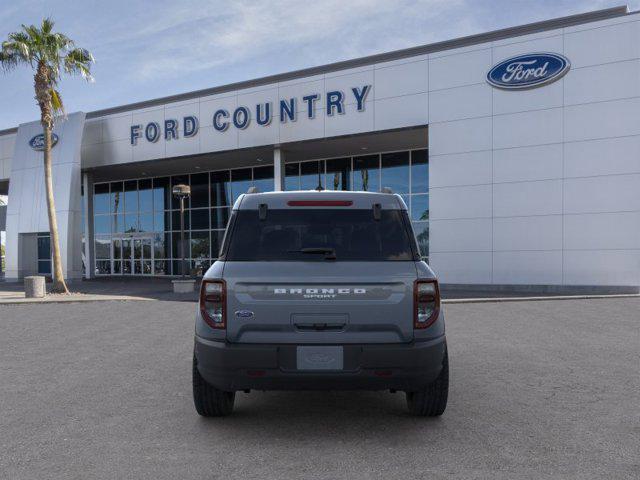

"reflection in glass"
[300,161,324,190]
[38,260,52,274]
[124,214,138,233]
[284,163,299,191]
[353,155,379,192]
[154,233,167,259]
[153,212,166,232]
[95,260,111,275]
[190,173,209,208]
[142,260,152,274]
[412,222,429,258]
[113,261,122,274]
[94,215,111,235]
[211,230,226,258]
[142,240,152,259]
[122,239,132,261]
[124,180,138,213]
[172,232,187,258]
[133,239,142,260]
[113,238,122,259]
[154,260,168,275]
[231,168,252,202]
[123,260,132,274]
[110,182,123,215]
[381,152,409,194]
[37,235,51,260]
[94,184,110,214]
[138,179,153,212]
[211,208,230,230]
[411,194,429,221]
[171,210,190,231]
[153,177,170,211]
[190,231,210,258]
[253,165,274,193]
[139,214,154,232]
[210,171,230,207]
[411,149,429,193]
[190,209,209,230]
[95,237,110,259]
[326,158,350,191]
[112,214,124,234]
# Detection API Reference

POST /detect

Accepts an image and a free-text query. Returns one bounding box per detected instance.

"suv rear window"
[224,209,417,261]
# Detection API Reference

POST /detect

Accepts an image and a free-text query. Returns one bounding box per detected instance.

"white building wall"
[428,13,640,286]
[0,132,16,181]
[4,113,85,280]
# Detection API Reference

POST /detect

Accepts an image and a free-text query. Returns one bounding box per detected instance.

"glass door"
[112,235,154,275]
[133,237,153,275]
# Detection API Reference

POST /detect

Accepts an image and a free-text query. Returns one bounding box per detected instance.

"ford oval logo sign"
[29,133,59,151]
[487,53,570,90]
[235,310,254,319]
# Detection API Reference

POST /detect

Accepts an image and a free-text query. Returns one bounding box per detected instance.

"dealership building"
[0,6,639,291]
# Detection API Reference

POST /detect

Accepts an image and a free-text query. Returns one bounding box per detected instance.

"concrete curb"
[443,294,640,304]
[0,295,153,305]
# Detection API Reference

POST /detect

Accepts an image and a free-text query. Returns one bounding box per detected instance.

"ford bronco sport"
[193,190,448,416]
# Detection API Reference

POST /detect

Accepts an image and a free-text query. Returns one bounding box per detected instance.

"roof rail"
[381,187,393,194]
[246,186,259,194]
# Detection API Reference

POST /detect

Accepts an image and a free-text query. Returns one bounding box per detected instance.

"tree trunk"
[43,124,68,294]
[35,63,68,294]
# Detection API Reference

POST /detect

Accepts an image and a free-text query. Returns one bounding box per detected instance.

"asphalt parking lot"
[1,298,638,479]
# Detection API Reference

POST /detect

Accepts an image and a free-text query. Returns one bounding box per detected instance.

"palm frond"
[64,47,94,82]
[50,87,64,114]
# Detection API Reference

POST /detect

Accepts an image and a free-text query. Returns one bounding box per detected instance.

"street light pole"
[172,184,191,279]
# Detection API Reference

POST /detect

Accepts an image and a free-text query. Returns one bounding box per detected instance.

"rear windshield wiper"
[288,247,337,260]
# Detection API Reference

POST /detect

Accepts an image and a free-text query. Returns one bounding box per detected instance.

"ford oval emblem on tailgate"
[235,310,254,318]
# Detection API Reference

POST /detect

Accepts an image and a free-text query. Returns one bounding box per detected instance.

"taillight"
[200,279,226,329]
[414,279,440,329]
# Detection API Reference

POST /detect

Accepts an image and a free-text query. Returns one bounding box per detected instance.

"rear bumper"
[194,335,447,392]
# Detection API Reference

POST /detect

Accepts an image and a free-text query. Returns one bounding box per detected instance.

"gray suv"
[193,191,448,416]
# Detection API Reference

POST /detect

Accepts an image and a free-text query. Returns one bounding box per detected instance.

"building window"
[37,232,51,275]
[283,148,429,260]
[91,151,427,276]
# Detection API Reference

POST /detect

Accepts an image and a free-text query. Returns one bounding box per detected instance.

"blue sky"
[0,0,638,130]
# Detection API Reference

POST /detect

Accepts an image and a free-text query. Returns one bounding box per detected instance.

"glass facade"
[92,148,428,276]
[93,165,273,275]
[285,149,429,258]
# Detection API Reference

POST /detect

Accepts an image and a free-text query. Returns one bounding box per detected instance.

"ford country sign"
[487,53,570,90]
[29,133,59,151]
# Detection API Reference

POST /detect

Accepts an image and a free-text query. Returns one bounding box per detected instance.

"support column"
[83,172,94,279]
[273,147,285,191]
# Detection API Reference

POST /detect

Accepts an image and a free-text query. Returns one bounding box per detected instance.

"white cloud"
[99,0,475,81]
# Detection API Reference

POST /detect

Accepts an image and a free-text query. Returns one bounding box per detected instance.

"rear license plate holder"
[296,346,344,371]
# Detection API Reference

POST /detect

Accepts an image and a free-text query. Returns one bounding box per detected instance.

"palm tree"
[0,18,93,293]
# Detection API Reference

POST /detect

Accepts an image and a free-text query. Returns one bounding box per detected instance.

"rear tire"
[406,348,449,417]
[193,355,235,417]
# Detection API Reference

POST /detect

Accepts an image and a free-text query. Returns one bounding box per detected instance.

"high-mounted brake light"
[414,279,440,329]
[287,200,353,207]
[200,279,226,329]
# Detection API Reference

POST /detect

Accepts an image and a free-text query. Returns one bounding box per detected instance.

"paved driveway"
[1,298,638,479]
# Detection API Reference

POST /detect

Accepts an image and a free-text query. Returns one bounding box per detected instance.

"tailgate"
[223,261,417,344]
